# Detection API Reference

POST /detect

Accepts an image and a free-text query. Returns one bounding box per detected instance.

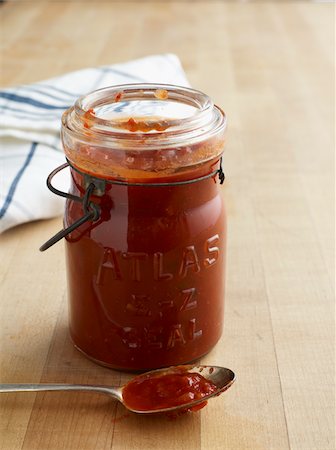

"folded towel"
[0,54,189,233]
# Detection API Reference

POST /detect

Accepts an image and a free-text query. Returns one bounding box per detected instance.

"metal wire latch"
[39,163,101,252]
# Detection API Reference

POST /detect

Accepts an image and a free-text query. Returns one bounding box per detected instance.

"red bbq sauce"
[61,84,227,371]
[64,156,226,370]
[122,369,218,412]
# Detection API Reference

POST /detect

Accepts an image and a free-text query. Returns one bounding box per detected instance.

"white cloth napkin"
[0,54,189,233]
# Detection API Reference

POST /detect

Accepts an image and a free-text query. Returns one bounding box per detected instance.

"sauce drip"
[154,88,169,100]
[123,117,170,132]
[83,108,95,129]
[122,369,218,412]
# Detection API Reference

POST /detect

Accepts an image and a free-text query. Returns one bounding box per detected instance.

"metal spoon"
[0,365,235,414]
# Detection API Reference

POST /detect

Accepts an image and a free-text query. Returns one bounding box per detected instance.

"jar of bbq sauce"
[42,84,227,371]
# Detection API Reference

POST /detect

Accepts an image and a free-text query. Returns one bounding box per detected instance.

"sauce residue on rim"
[154,88,169,100]
[122,117,170,132]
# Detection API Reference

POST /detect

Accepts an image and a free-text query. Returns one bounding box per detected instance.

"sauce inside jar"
[61,84,227,371]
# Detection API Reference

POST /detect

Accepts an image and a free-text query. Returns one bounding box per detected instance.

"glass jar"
[45,84,227,371]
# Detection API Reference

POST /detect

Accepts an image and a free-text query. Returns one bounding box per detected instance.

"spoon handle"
[0,383,121,399]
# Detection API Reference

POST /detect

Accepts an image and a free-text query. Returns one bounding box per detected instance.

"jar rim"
[62,83,226,150]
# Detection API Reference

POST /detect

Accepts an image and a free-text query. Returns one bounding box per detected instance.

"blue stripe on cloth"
[43,142,62,152]
[0,150,61,160]
[0,195,34,219]
[0,105,61,119]
[0,92,70,110]
[90,69,108,92]
[16,86,77,102]
[99,67,147,82]
[0,142,37,219]
[35,84,82,98]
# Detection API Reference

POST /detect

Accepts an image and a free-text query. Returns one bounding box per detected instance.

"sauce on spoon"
[122,366,218,412]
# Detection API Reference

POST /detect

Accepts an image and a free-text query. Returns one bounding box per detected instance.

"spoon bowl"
[122,365,235,414]
[0,364,235,415]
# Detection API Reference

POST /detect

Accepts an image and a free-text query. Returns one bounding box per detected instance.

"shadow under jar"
[57,84,227,371]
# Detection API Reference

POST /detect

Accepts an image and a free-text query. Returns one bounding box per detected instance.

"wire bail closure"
[39,158,225,251]
[39,164,101,251]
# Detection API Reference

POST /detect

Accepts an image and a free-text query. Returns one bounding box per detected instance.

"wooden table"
[1,1,334,449]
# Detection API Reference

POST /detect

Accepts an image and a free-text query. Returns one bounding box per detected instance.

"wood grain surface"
[0,1,334,449]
